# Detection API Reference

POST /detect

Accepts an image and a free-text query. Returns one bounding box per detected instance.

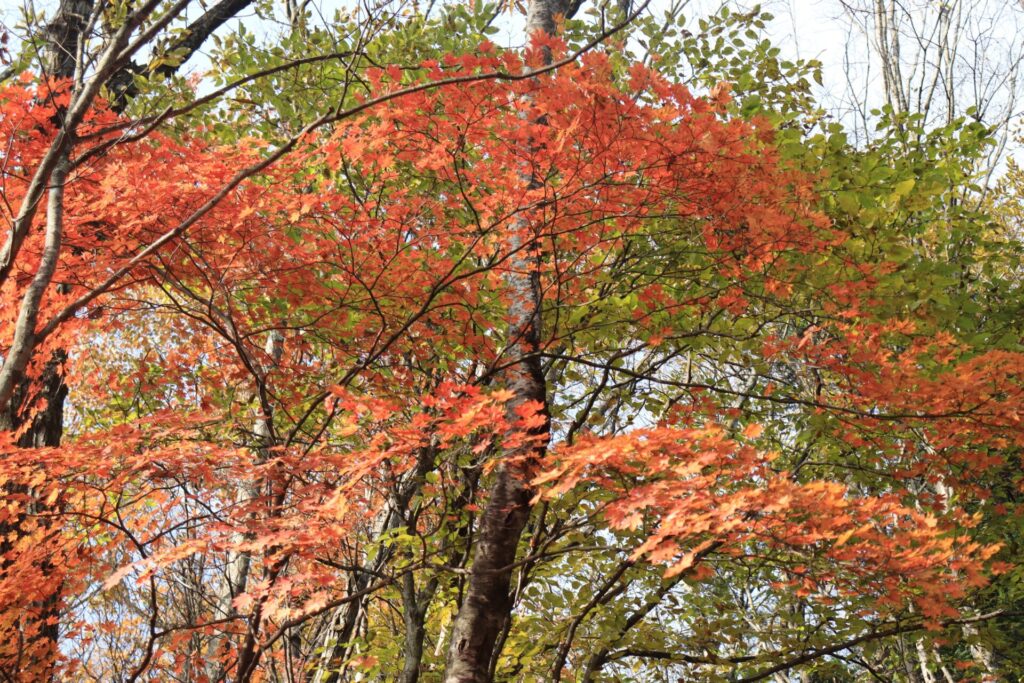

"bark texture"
[0,4,81,677]
[0,2,262,679]
[440,1,582,680]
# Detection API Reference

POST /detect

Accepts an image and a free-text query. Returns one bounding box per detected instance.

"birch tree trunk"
[0,3,88,677]
[205,329,284,682]
[439,2,574,680]
[0,3,269,679]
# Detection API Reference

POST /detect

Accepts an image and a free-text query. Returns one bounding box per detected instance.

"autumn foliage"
[0,34,1021,683]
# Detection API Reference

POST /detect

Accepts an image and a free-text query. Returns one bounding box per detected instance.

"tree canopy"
[0,0,1022,681]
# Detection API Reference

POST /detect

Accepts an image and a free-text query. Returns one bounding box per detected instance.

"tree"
[835,0,1024,182]
[1,1,1022,682]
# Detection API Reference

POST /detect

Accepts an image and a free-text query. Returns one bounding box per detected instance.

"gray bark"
[962,622,998,679]
[439,0,586,679]
[108,0,256,110]
[308,567,374,683]
[0,157,70,416]
[0,0,273,673]
[310,444,454,683]
[0,3,82,676]
[206,329,284,682]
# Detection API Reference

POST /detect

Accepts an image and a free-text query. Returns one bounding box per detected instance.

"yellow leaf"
[833,529,855,547]
[894,178,916,196]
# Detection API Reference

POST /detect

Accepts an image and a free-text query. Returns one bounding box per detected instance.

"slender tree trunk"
[308,491,404,683]
[440,2,574,680]
[309,573,372,683]
[206,329,284,682]
[0,4,83,672]
[961,622,998,680]
[400,579,428,683]
[0,163,72,683]
[915,638,937,683]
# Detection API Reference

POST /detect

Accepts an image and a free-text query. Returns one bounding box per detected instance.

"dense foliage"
[1,1,1022,681]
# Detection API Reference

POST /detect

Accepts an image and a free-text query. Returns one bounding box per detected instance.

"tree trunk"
[0,5,81,671]
[0,1,265,677]
[206,329,284,682]
[440,2,577,680]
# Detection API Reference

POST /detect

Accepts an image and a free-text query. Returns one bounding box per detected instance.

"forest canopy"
[1,0,1023,681]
